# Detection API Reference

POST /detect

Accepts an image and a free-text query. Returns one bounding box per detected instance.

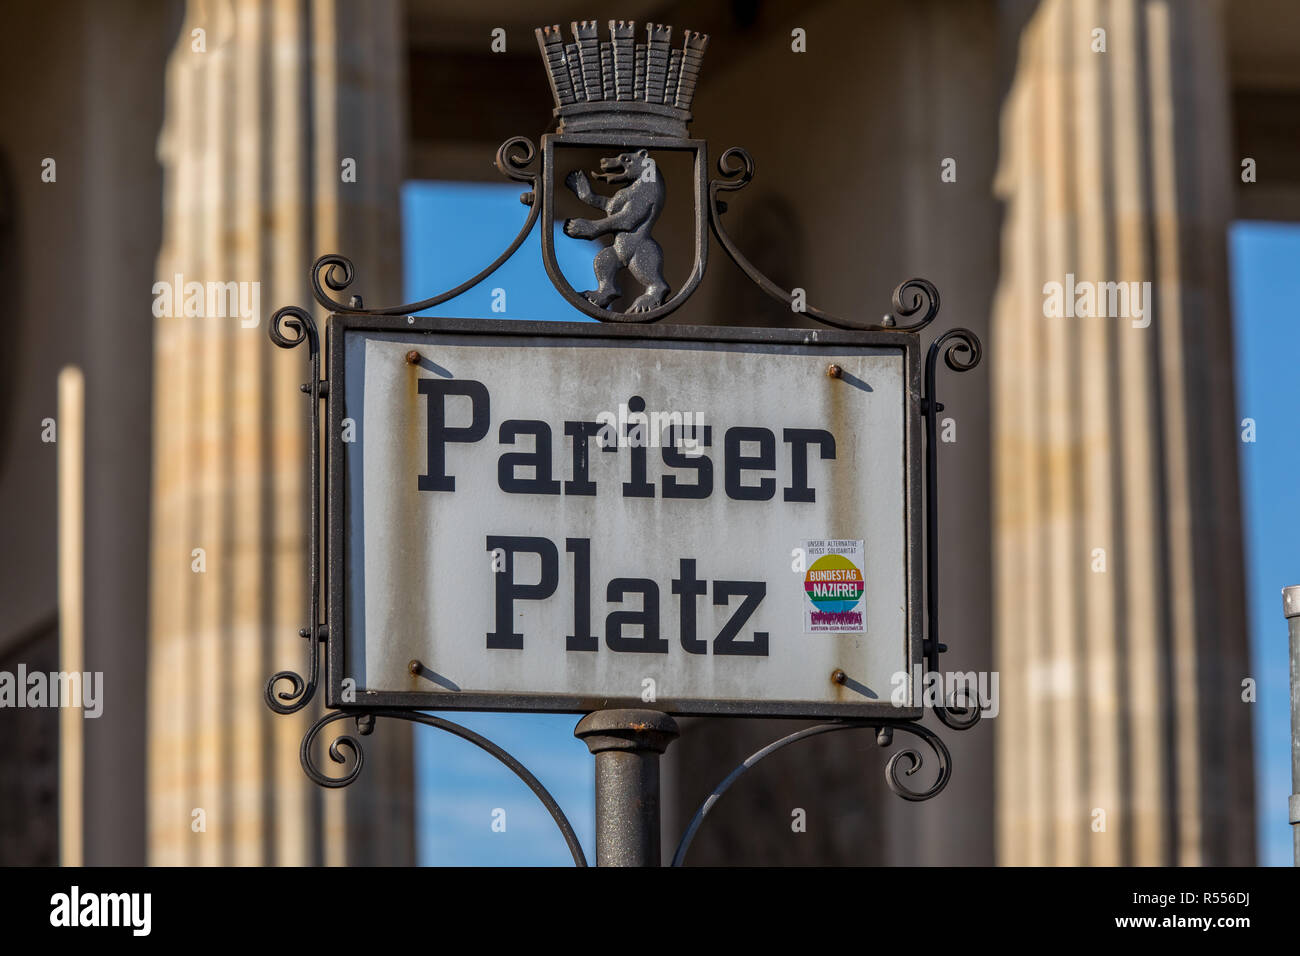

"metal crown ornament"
[536,21,708,137]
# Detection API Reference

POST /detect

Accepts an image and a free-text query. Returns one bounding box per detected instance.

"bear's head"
[591,149,650,185]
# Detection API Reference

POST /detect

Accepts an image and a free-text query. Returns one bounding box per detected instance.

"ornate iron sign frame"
[265,20,984,865]
[326,315,926,720]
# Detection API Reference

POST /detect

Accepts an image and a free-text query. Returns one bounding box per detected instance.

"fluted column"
[992,0,1253,865]
[149,0,411,865]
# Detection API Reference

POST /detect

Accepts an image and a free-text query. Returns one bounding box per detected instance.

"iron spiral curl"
[931,325,982,374]
[935,688,983,731]
[495,135,538,184]
[309,254,358,313]
[268,305,318,355]
[265,653,317,716]
[890,278,941,333]
[300,711,366,789]
[881,721,952,801]
[713,145,756,190]
[264,622,322,716]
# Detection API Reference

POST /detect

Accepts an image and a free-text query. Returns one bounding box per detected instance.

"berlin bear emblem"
[562,149,671,313]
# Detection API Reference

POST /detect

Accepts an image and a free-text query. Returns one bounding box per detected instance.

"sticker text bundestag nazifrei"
[803,539,867,633]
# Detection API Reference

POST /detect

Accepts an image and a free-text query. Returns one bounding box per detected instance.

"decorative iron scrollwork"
[892,277,943,333]
[305,137,540,318]
[671,718,953,866]
[922,328,983,728]
[283,128,941,338]
[708,146,941,334]
[301,709,588,866]
[265,305,322,716]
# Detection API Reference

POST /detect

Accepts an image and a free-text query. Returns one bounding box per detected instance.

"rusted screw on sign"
[408,659,421,675]
[405,350,420,365]
[827,363,842,379]
[832,668,847,685]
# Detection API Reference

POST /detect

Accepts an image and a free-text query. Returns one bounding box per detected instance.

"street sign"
[328,315,923,719]
[267,17,981,837]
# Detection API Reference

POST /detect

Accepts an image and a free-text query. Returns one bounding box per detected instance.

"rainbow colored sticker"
[803,540,866,633]
[804,554,864,613]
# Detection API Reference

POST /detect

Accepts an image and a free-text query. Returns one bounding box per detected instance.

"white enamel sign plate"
[332,318,921,718]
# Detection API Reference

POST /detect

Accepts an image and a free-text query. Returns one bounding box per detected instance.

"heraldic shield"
[536,21,709,323]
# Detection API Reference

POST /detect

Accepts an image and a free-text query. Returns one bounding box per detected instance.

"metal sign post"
[576,710,679,866]
[1284,586,1300,866]
[264,19,985,866]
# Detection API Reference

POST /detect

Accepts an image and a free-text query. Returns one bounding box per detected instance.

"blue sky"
[402,182,1298,866]
[402,180,598,323]
[1228,221,1300,867]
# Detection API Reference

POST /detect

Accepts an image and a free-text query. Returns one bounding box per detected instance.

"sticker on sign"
[332,318,921,718]
[803,539,867,633]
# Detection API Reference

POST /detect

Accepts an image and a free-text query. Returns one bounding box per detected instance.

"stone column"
[148,0,411,865]
[992,0,1253,865]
